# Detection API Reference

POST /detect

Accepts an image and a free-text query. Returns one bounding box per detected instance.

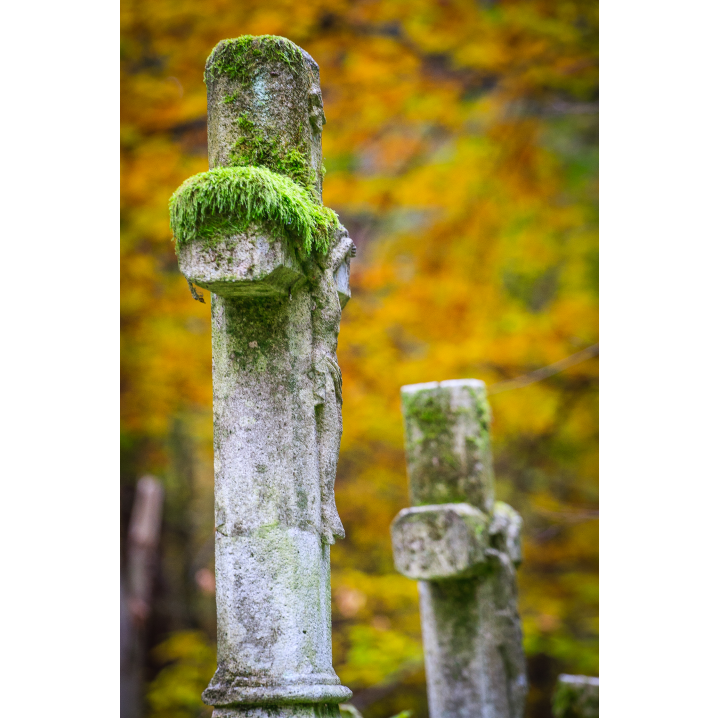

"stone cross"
[391,379,528,718]
[552,675,599,718]
[174,36,353,718]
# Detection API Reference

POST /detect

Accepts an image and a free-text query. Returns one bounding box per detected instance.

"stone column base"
[213,704,342,718]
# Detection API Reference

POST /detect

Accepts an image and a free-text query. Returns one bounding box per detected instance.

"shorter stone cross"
[391,379,527,718]
[552,675,599,718]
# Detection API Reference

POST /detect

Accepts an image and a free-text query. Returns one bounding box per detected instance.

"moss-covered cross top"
[169,35,338,255]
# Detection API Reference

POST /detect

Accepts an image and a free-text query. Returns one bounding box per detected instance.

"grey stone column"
[175,36,353,718]
[391,380,528,718]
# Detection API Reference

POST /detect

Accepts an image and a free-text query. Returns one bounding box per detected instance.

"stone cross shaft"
[391,379,528,718]
[175,37,353,718]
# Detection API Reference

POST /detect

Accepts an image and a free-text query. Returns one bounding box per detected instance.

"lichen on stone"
[169,165,339,254]
[402,389,461,483]
[468,384,492,433]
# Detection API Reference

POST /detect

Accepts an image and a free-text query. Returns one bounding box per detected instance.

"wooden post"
[121,475,164,718]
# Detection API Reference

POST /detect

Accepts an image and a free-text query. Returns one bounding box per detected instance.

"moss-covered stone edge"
[228,113,318,195]
[204,35,305,85]
[169,165,338,255]
[171,35,336,256]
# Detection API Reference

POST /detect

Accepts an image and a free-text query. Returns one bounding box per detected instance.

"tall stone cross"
[171,36,354,717]
[391,379,528,718]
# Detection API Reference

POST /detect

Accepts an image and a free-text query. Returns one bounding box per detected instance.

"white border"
[0,1,117,714]
[602,1,718,713]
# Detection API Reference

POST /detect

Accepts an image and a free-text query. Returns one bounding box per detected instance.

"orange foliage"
[121,2,597,716]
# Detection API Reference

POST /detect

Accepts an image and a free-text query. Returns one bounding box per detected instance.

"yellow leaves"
[344,37,422,85]
[338,623,424,688]
[121,0,598,700]
[332,569,424,688]
[146,631,216,718]
[492,382,562,436]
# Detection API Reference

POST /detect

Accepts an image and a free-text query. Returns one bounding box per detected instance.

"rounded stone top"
[203,35,327,198]
[401,378,486,396]
[205,35,319,84]
[557,675,599,687]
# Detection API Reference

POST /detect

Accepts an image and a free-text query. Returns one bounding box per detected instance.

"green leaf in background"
[146,631,216,718]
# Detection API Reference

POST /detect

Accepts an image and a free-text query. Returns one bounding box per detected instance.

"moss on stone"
[402,389,462,504]
[169,165,338,254]
[468,385,492,433]
[222,90,240,104]
[401,383,496,510]
[402,388,452,442]
[172,35,336,257]
[205,35,305,85]
[230,113,317,192]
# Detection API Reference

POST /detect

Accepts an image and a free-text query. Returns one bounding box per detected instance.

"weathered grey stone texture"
[395,379,527,718]
[204,267,354,711]
[401,379,495,513]
[175,36,353,716]
[178,224,305,298]
[419,549,526,718]
[391,503,489,580]
[212,705,341,718]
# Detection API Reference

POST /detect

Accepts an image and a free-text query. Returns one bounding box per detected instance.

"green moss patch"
[230,114,316,192]
[205,35,304,85]
[169,165,338,254]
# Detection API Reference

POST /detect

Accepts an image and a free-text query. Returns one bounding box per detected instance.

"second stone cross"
[170,36,354,718]
[391,379,528,718]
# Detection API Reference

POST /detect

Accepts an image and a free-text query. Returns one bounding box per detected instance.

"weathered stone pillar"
[391,379,527,718]
[552,675,599,718]
[170,36,353,718]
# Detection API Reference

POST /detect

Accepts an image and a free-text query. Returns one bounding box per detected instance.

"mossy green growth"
[205,35,304,85]
[402,389,461,480]
[222,90,240,104]
[401,384,495,509]
[468,384,492,434]
[403,389,453,443]
[230,114,316,192]
[169,165,338,254]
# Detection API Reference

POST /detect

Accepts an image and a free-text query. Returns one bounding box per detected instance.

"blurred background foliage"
[120,1,597,717]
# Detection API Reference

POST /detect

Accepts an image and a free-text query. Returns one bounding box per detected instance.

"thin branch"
[487,344,598,395]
